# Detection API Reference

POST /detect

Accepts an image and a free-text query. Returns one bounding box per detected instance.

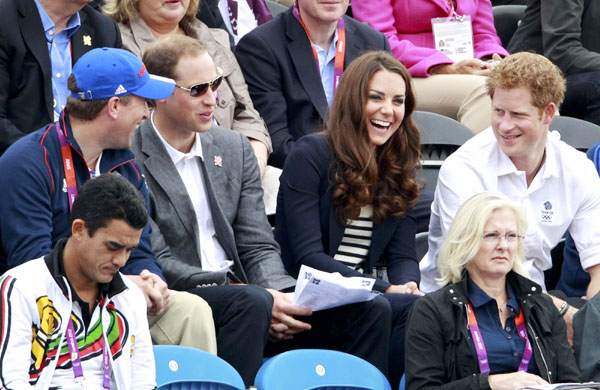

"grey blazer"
[131,119,295,291]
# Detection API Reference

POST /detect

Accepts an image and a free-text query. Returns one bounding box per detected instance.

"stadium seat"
[254,349,391,390]
[265,0,288,16]
[153,345,245,390]
[492,5,526,48]
[550,116,600,153]
[414,111,474,192]
[415,232,429,263]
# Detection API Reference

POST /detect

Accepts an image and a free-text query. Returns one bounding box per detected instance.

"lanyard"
[467,301,533,373]
[56,121,112,389]
[445,0,459,17]
[292,1,346,96]
[226,0,272,35]
[56,120,78,210]
[227,0,240,35]
[65,317,111,390]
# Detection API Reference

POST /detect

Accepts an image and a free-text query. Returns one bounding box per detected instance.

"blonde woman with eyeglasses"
[405,191,580,390]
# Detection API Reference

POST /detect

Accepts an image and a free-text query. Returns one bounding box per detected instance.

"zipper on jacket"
[462,302,469,331]
[527,321,551,383]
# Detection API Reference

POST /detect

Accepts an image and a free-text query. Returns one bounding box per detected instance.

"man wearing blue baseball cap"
[0,47,218,355]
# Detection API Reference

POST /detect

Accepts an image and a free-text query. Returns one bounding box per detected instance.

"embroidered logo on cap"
[138,64,147,78]
[114,85,127,95]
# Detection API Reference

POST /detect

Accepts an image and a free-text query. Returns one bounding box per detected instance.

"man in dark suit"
[508,0,600,126]
[134,34,392,386]
[234,0,390,168]
[0,0,122,153]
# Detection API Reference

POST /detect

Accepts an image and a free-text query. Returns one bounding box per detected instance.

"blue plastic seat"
[153,345,245,390]
[254,349,391,390]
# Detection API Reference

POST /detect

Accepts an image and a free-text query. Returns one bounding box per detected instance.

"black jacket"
[405,272,580,390]
[0,0,122,153]
[507,0,600,76]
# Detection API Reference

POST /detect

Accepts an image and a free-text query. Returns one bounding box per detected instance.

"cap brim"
[133,74,176,100]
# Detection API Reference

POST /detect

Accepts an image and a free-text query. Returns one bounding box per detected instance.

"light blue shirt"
[313,28,338,108]
[33,0,81,121]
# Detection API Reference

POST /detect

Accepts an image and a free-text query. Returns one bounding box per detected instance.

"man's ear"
[154,97,168,106]
[542,102,557,125]
[71,219,88,240]
[106,96,122,119]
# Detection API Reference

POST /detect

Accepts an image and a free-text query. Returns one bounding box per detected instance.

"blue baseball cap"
[70,47,175,101]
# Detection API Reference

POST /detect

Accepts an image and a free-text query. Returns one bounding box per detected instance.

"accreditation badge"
[432,15,474,63]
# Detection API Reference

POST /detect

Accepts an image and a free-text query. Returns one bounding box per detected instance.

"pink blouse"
[352,0,509,77]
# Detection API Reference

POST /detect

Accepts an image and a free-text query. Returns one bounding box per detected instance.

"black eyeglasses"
[175,75,223,97]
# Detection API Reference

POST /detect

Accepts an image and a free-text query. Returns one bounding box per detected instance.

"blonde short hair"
[437,192,528,286]
[486,52,565,111]
[102,0,200,28]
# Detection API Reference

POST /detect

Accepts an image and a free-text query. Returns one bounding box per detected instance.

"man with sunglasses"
[132,34,392,387]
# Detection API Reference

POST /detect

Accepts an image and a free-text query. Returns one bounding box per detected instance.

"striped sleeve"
[0,275,35,390]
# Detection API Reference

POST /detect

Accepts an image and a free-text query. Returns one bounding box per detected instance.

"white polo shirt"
[421,128,600,292]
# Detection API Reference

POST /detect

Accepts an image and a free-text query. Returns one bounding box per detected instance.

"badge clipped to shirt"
[432,15,474,63]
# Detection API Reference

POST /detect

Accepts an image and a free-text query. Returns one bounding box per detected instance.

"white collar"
[150,111,203,165]
[496,131,557,180]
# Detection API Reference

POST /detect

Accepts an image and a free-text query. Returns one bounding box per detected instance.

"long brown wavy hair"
[328,51,420,224]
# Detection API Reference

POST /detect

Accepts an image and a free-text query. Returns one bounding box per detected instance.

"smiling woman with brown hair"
[405,191,580,390]
[274,50,422,388]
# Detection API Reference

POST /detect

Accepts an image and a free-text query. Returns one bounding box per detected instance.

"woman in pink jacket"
[353,0,508,133]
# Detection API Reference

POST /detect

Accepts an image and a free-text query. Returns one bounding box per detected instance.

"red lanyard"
[292,1,346,96]
[466,301,533,373]
[56,121,111,388]
[55,119,78,210]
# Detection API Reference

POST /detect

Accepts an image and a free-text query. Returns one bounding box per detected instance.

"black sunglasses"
[175,75,223,97]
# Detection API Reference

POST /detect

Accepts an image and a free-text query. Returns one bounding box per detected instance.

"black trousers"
[264,295,392,377]
[383,293,421,389]
[190,285,392,386]
[189,284,273,386]
[561,71,600,126]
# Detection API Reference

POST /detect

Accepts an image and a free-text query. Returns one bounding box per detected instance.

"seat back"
[153,345,245,390]
[254,349,391,390]
[549,116,600,153]
[545,238,566,291]
[492,5,526,48]
[414,111,474,191]
[265,0,288,16]
[415,232,429,263]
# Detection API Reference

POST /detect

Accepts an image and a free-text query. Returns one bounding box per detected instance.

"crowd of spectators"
[1,0,600,389]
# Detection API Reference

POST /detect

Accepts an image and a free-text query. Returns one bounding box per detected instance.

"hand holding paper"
[291,265,380,311]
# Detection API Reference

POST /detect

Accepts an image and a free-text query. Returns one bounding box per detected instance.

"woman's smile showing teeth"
[371,119,391,130]
[364,69,406,146]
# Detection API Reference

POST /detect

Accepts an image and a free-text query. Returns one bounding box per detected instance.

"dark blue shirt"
[467,276,539,374]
